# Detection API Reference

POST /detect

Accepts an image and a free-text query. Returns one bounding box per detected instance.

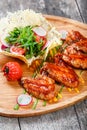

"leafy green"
[5,26,44,58]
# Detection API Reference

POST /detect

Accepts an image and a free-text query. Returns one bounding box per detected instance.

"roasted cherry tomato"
[35,34,47,45]
[2,62,22,81]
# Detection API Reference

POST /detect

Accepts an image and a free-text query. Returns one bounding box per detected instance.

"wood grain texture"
[76,0,87,23]
[19,106,80,130]
[44,0,82,22]
[74,101,87,130]
[0,117,20,130]
[0,0,87,130]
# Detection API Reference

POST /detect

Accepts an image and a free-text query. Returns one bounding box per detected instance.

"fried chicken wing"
[65,30,87,44]
[62,53,87,69]
[21,75,58,100]
[71,40,87,53]
[63,39,87,69]
[40,61,79,88]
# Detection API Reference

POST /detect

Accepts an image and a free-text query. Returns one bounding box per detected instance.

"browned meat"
[62,53,87,69]
[71,40,87,53]
[40,61,79,88]
[63,39,87,69]
[21,75,58,100]
[65,30,87,44]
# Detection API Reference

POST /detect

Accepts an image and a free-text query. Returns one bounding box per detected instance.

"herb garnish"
[5,26,44,58]
[32,98,39,109]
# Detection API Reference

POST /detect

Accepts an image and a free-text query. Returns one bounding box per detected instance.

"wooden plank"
[76,0,87,23]
[0,1,86,130]
[44,0,82,22]
[74,1,87,130]
[74,101,87,130]
[19,106,80,130]
[0,117,20,130]
[0,0,47,18]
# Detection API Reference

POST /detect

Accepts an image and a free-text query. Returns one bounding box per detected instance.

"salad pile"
[1,26,47,59]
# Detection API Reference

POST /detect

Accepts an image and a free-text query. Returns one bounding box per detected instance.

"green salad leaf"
[5,26,44,58]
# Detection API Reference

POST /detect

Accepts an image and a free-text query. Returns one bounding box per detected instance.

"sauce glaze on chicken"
[21,75,58,100]
[21,30,87,101]
[62,31,87,69]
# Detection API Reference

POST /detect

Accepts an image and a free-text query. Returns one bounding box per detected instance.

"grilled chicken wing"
[62,53,87,69]
[65,30,87,44]
[21,75,58,100]
[71,40,87,53]
[40,61,79,88]
[63,39,87,69]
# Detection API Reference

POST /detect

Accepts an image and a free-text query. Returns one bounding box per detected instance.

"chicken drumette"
[40,54,79,88]
[21,75,58,100]
[62,31,87,69]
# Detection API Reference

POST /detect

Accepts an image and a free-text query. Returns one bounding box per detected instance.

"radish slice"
[59,30,68,40]
[1,44,8,50]
[17,94,32,106]
[33,27,46,37]
[0,33,10,47]
[42,41,50,50]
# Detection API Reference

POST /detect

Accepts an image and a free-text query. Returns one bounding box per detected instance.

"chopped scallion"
[43,100,47,106]
[14,104,19,110]
[32,98,39,110]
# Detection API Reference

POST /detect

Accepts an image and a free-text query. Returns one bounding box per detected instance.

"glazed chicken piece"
[65,30,87,44]
[62,53,87,69]
[21,75,58,100]
[63,40,87,69]
[40,59,79,88]
[70,40,87,53]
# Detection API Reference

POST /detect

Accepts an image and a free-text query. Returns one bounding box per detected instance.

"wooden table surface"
[0,0,87,130]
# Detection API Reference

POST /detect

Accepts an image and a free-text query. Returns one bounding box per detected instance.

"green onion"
[32,71,37,78]
[14,104,19,110]
[80,70,84,75]
[59,85,64,93]
[32,59,45,78]
[23,89,27,94]
[43,100,47,106]
[57,85,64,99]
[32,98,39,110]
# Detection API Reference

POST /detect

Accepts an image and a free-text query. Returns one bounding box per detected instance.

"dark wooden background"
[0,0,87,130]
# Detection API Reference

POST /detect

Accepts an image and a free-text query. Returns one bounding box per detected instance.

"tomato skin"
[34,33,47,45]
[35,34,41,43]
[10,46,26,55]
[2,62,22,81]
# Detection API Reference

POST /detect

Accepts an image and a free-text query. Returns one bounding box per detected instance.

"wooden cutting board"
[0,15,87,117]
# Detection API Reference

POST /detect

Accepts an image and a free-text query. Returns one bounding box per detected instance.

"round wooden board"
[0,15,87,117]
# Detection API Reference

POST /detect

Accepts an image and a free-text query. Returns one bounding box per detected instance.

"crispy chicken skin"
[63,39,87,69]
[40,61,79,88]
[62,54,87,69]
[21,75,58,100]
[64,40,87,53]
[65,30,87,44]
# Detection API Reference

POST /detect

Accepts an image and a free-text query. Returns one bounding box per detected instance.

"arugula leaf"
[5,26,44,58]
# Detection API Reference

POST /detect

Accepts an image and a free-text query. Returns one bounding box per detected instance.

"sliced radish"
[59,30,68,40]
[1,44,8,50]
[17,94,33,106]
[42,41,50,50]
[33,27,46,37]
[0,33,10,47]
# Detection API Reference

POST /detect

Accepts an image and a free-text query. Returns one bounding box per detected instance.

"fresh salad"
[1,26,47,58]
